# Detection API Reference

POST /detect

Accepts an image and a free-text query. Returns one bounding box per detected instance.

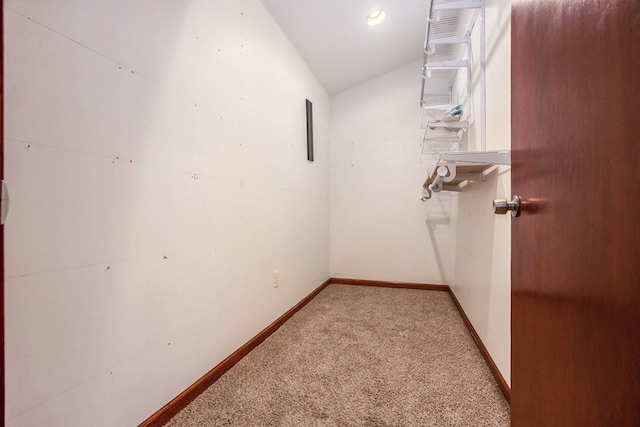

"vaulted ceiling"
[260,0,429,95]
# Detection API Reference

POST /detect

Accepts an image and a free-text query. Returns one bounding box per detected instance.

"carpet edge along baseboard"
[329,277,449,291]
[139,277,510,426]
[138,278,331,427]
[446,288,511,403]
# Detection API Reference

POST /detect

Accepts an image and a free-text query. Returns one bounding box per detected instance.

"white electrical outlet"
[273,270,279,288]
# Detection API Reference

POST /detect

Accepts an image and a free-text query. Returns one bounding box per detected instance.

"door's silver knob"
[493,195,521,217]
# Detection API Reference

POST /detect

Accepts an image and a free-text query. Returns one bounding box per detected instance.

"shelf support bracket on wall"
[421,150,510,201]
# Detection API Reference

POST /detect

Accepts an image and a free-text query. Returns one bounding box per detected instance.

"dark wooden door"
[511,1,640,425]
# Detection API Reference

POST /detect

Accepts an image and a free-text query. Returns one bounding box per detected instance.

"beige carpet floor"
[165,284,510,426]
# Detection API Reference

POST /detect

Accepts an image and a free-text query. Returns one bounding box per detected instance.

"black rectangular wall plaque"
[305,99,314,162]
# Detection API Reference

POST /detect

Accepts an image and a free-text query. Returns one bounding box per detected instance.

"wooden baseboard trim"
[138,278,331,427]
[330,277,449,292]
[447,289,511,403]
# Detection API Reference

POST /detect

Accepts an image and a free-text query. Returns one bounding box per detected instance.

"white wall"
[449,0,512,386]
[3,1,329,425]
[329,0,512,385]
[329,61,450,284]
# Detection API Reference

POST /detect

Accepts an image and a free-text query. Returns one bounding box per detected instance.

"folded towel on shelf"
[442,104,463,122]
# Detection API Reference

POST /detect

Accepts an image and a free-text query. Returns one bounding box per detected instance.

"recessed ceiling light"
[367,10,386,27]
